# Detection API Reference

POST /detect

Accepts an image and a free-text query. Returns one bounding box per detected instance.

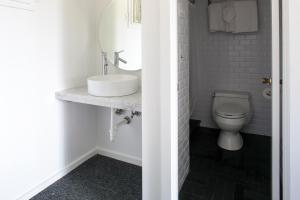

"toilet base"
[217,131,243,151]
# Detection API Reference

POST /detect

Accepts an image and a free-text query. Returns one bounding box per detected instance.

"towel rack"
[208,0,232,5]
[188,0,196,4]
[209,0,256,5]
[209,0,225,5]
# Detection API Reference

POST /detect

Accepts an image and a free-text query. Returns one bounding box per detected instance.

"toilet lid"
[215,103,247,118]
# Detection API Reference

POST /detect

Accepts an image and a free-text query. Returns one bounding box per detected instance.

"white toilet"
[212,90,252,151]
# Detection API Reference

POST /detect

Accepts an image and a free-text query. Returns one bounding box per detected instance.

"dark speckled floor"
[180,125,271,200]
[31,155,142,200]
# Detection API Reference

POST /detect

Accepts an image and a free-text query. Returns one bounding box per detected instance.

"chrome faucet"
[102,51,109,75]
[114,50,127,68]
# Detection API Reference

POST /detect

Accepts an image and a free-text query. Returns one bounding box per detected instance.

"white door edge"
[271,0,281,199]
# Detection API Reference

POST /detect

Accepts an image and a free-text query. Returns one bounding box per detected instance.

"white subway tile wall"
[190,0,272,136]
[178,0,190,189]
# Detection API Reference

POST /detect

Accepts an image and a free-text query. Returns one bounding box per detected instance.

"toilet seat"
[215,103,248,119]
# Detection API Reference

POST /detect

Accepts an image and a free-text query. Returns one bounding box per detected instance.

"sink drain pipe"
[109,108,141,142]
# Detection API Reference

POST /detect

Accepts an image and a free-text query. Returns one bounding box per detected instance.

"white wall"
[282,0,300,199]
[190,0,272,136]
[97,107,142,165]
[0,0,99,199]
[142,0,179,199]
[142,0,162,197]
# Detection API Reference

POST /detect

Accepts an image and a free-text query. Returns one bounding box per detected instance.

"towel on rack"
[210,0,227,2]
[232,0,258,33]
[222,1,236,32]
[208,2,226,32]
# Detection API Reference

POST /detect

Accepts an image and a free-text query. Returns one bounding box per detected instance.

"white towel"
[232,0,258,33]
[222,1,236,32]
[208,3,226,32]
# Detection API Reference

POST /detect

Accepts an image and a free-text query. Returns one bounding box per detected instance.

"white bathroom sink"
[87,74,139,97]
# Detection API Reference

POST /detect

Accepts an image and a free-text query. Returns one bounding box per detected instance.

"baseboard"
[17,148,98,200]
[97,147,142,167]
[16,148,141,200]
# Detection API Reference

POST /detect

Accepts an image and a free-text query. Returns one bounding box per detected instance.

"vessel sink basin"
[87,74,139,97]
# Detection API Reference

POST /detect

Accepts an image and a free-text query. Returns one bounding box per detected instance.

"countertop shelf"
[56,87,142,112]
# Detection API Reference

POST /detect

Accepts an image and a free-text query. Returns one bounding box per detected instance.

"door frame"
[271,0,281,199]
[281,0,292,199]
[142,0,179,199]
[143,0,284,198]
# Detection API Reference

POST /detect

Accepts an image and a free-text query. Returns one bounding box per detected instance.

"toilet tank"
[212,90,251,114]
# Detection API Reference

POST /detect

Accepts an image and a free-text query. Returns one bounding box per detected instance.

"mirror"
[99,0,142,71]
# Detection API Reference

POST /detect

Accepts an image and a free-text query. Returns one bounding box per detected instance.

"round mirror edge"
[98,0,142,71]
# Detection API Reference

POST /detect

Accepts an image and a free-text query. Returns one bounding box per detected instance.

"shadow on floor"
[180,126,271,200]
[31,155,142,200]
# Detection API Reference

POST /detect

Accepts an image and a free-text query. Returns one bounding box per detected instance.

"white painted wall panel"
[97,107,142,164]
[0,1,99,199]
[283,0,300,199]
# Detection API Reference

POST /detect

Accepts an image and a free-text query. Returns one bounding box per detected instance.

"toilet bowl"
[212,91,251,151]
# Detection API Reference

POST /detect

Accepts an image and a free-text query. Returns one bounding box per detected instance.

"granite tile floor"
[30,127,271,200]
[31,155,142,200]
[180,126,271,200]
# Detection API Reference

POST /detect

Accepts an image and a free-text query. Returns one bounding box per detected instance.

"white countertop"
[56,87,142,112]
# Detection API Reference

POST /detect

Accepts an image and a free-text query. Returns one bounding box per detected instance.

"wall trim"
[16,148,98,200]
[97,147,142,166]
